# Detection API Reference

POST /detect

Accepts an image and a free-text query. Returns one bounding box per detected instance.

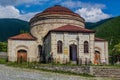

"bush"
[0,42,7,52]
[0,58,7,64]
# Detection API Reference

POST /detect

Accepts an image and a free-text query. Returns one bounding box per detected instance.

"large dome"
[30,5,84,24]
[37,5,80,17]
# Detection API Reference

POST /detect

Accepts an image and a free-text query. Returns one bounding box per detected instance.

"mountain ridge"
[0,18,29,41]
[94,16,120,49]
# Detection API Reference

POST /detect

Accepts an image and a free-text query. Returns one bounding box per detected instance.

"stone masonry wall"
[33,65,120,78]
[34,65,91,75]
[92,66,120,78]
[30,15,85,44]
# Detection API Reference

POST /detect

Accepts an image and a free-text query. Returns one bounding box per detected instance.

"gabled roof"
[50,25,95,33]
[9,33,36,40]
[95,37,107,42]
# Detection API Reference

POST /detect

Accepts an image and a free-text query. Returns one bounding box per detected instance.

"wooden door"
[94,51,101,64]
[17,50,27,62]
[69,44,77,61]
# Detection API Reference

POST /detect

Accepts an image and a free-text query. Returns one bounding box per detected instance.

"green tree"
[113,43,120,63]
[20,30,28,34]
[0,42,7,52]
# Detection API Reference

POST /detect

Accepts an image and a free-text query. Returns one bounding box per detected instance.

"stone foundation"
[34,65,91,75]
[92,66,120,78]
[33,65,120,78]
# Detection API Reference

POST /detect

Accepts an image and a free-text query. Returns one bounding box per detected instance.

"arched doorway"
[38,45,42,55]
[17,49,27,62]
[38,45,42,57]
[38,45,43,62]
[69,44,77,61]
[94,51,101,64]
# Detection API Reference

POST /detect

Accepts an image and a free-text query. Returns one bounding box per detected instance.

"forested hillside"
[0,18,29,41]
[94,16,120,49]
[85,18,113,29]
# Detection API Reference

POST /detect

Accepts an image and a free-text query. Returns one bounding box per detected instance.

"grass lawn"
[0,58,7,64]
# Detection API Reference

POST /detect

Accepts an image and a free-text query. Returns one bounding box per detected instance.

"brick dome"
[30,5,84,23]
[36,5,80,17]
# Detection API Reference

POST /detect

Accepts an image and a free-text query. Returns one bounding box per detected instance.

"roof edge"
[9,33,37,41]
[95,37,107,42]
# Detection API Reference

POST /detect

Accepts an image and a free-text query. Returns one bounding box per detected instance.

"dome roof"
[35,5,81,17]
[30,5,84,24]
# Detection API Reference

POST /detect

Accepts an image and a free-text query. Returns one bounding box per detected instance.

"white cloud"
[18,12,39,21]
[61,1,81,8]
[0,5,38,21]
[16,0,41,5]
[61,0,110,22]
[25,5,30,8]
[61,0,105,9]
[0,0,111,22]
[0,0,49,6]
[76,8,110,22]
[0,5,20,18]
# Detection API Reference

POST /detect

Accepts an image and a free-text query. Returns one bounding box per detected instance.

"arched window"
[57,40,63,53]
[84,41,89,53]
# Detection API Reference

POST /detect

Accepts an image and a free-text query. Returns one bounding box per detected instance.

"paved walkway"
[0,65,112,80]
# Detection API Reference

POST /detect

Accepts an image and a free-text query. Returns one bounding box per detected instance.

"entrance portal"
[38,45,42,61]
[94,51,101,64]
[17,49,27,62]
[69,44,77,61]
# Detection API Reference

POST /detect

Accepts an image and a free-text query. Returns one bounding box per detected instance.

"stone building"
[8,5,108,64]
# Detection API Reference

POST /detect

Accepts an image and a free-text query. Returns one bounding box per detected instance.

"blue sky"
[0,0,119,22]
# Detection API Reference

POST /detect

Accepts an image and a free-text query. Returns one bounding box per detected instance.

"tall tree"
[113,43,120,63]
